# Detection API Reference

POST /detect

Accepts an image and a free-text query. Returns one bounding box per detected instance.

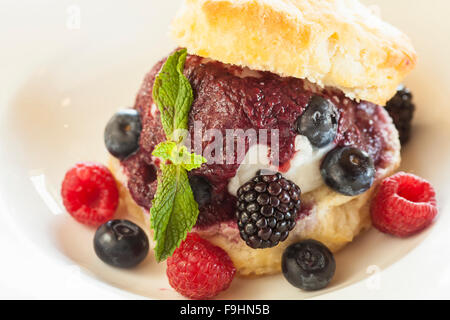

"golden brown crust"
[171,0,417,105]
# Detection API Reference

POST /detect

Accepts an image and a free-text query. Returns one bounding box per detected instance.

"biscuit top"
[171,0,417,105]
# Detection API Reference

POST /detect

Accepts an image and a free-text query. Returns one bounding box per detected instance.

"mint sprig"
[152,48,193,140]
[153,141,206,171]
[150,164,199,262]
[150,49,206,262]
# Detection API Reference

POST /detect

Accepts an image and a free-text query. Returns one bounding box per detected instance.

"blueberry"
[282,239,336,291]
[94,220,149,268]
[189,175,212,206]
[296,96,339,147]
[320,146,375,196]
[104,109,142,160]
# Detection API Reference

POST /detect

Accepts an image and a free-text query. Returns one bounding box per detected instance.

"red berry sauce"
[120,53,397,227]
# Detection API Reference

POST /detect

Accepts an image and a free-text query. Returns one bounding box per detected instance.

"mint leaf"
[150,163,199,262]
[153,141,207,171]
[149,49,205,262]
[152,49,193,140]
[181,150,207,171]
[152,141,177,160]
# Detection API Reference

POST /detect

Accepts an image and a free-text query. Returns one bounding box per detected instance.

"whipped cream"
[150,103,158,117]
[228,135,334,196]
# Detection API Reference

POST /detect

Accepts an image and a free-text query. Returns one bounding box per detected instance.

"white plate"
[1,0,450,299]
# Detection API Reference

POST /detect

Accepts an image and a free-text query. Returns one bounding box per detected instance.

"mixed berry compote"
[119,53,397,228]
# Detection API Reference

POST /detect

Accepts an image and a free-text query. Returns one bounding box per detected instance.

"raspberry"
[371,172,438,237]
[166,233,236,299]
[61,162,119,226]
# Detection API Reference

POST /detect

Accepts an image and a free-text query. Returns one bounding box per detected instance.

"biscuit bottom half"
[108,132,400,276]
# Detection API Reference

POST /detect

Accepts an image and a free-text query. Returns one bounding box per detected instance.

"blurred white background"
[0,0,449,299]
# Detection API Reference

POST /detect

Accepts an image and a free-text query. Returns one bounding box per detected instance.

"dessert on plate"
[108,0,415,275]
[61,0,438,299]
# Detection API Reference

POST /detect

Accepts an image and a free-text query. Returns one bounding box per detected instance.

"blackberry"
[236,171,301,249]
[385,86,415,145]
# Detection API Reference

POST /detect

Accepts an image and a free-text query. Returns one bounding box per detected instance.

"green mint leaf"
[181,150,207,171]
[152,141,177,160]
[150,163,199,262]
[152,141,207,171]
[149,48,204,262]
[152,48,193,140]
